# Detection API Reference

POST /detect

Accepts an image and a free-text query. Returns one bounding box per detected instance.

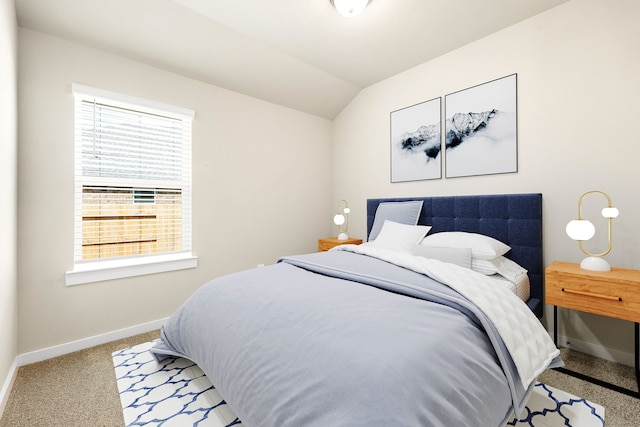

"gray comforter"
[151,250,557,426]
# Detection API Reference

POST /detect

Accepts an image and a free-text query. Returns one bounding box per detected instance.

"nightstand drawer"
[546,262,640,323]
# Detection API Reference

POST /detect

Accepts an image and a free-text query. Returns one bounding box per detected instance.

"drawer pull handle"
[562,288,622,302]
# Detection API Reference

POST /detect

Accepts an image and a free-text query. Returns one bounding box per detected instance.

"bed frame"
[367,193,543,317]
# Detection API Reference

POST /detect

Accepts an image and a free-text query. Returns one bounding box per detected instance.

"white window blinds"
[72,84,194,265]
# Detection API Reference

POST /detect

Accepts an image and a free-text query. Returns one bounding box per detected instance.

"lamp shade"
[331,0,370,17]
[566,219,595,241]
[333,214,345,226]
[601,207,619,218]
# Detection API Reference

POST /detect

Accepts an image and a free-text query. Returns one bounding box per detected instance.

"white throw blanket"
[334,244,560,392]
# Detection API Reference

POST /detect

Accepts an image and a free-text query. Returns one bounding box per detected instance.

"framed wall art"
[390,97,442,183]
[444,74,517,178]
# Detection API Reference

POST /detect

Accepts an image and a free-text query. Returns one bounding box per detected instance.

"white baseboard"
[0,358,18,419]
[556,333,635,367]
[1,318,167,419]
[16,317,167,367]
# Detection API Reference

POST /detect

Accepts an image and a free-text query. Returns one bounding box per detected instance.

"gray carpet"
[1,332,638,426]
[537,347,640,427]
[0,330,159,427]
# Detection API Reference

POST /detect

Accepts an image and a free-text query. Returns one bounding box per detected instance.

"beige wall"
[0,0,18,411]
[10,0,640,369]
[17,28,333,354]
[333,0,640,363]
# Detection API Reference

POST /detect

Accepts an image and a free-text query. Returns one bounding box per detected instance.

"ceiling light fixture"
[330,0,371,17]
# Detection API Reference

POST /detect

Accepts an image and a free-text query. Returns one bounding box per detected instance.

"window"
[66,84,197,286]
[133,188,156,204]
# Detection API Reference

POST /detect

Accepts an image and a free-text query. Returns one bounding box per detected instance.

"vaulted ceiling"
[15,0,568,118]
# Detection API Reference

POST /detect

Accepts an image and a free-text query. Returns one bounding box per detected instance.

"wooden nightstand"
[318,237,362,252]
[546,261,640,397]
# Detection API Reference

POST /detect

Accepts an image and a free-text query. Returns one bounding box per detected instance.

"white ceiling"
[15,0,568,119]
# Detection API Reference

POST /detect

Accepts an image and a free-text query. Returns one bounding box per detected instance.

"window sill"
[65,253,198,286]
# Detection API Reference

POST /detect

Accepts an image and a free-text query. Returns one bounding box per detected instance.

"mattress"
[490,273,531,303]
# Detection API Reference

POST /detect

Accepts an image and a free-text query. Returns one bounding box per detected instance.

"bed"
[151,193,561,426]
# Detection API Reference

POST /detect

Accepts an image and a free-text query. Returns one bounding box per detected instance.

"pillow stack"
[366,201,527,282]
[418,231,527,282]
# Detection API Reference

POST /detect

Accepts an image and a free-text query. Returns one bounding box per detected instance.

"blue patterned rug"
[113,341,605,427]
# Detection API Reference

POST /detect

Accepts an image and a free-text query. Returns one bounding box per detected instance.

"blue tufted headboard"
[367,193,543,317]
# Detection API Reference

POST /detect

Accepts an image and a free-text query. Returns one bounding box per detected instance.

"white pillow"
[367,220,431,253]
[472,256,528,283]
[369,201,423,241]
[411,246,472,269]
[419,231,510,260]
[471,258,502,275]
